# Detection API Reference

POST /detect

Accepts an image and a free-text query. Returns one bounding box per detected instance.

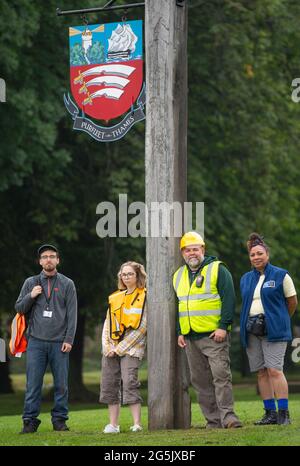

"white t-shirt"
[249,273,296,316]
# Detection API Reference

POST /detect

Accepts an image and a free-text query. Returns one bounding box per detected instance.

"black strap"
[40,275,58,308]
[131,292,139,306]
[25,275,42,328]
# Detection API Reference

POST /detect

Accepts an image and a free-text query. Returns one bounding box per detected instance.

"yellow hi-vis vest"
[173,261,222,335]
[109,287,146,340]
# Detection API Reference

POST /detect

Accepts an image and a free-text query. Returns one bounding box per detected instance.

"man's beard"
[44,264,56,272]
[187,257,201,269]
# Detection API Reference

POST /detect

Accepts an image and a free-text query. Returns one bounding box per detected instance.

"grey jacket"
[15,271,77,345]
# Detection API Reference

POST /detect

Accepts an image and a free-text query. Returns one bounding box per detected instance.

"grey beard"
[188,258,201,269]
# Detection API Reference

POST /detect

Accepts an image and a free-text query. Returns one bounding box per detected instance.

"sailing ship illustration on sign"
[64,20,145,142]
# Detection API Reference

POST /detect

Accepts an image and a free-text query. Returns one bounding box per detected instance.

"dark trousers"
[23,337,69,423]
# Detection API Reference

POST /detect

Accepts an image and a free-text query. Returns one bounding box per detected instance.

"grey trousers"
[185,335,240,427]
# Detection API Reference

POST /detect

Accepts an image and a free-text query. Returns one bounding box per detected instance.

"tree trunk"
[145,0,190,429]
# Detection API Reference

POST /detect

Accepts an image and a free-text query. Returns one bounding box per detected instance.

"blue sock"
[263,399,276,411]
[277,398,288,410]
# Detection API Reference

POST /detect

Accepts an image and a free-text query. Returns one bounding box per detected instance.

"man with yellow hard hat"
[173,232,242,429]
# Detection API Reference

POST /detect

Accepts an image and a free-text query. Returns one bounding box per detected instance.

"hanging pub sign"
[64,19,145,142]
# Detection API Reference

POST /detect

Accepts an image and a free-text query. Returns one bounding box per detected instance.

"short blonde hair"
[117,261,147,290]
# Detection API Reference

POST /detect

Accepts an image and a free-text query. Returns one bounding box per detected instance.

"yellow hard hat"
[180,231,205,250]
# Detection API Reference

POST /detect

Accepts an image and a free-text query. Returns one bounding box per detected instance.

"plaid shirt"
[102,303,147,360]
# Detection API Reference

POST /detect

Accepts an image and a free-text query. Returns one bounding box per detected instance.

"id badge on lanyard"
[43,307,53,318]
[42,277,57,318]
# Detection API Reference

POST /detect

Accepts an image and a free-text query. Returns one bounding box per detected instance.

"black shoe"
[254,409,278,425]
[53,420,70,431]
[20,418,41,434]
[277,409,291,425]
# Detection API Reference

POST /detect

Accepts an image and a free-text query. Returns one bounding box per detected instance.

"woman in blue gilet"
[240,233,297,426]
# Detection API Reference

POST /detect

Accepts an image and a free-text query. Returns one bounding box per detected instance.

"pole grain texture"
[145,0,190,429]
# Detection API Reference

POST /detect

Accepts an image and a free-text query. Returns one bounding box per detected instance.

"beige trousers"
[99,354,142,405]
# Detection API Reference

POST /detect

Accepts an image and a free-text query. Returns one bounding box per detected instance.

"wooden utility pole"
[145,0,190,429]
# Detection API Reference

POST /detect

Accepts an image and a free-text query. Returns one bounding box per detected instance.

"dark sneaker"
[20,418,41,434]
[254,409,278,425]
[53,420,70,431]
[277,409,291,425]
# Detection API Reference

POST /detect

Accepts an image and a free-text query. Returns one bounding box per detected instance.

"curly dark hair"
[246,232,269,253]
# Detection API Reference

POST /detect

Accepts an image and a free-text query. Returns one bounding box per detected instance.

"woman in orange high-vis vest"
[99,261,147,434]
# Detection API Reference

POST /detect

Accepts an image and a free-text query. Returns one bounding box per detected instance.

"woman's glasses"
[121,272,136,278]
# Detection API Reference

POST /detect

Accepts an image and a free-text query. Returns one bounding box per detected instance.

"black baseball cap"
[38,244,59,257]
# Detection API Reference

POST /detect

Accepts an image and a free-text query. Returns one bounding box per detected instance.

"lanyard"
[41,275,58,308]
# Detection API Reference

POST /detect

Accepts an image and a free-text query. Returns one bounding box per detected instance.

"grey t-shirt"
[15,271,77,345]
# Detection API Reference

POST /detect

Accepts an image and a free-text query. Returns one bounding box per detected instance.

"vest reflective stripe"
[123,307,143,315]
[109,288,146,340]
[180,310,221,317]
[174,266,185,293]
[204,262,213,293]
[113,315,121,332]
[173,261,222,334]
[178,293,220,302]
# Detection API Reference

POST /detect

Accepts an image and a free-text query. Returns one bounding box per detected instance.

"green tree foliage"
[0,0,144,306]
[0,0,145,395]
[188,0,300,373]
[70,43,88,66]
[1,0,300,391]
[87,41,105,64]
[188,0,300,278]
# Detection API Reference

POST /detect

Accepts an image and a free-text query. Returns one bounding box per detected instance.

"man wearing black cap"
[15,244,77,434]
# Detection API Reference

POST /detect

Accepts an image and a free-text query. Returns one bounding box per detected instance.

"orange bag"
[9,313,28,357]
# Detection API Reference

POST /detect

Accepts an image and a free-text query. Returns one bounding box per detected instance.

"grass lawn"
[1,371,300,446]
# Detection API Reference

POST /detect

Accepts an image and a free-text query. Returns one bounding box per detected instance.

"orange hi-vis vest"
[109,287,146,340]
[9,313,28,357]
